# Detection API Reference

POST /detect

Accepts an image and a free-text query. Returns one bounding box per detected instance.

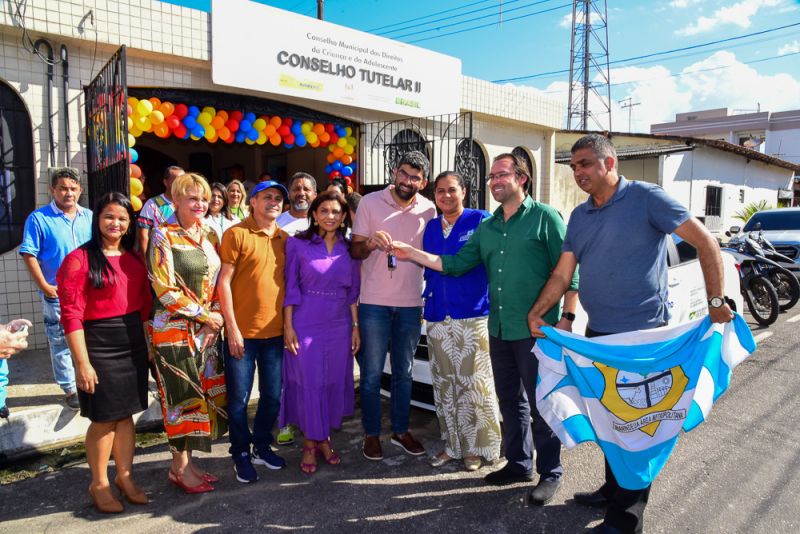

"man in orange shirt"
[218,180,289,484]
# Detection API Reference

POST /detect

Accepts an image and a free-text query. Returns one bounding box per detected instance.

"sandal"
[317,438,341,465]
[300,445,317,474]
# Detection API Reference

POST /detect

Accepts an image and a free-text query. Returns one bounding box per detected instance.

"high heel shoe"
[300,445,318,474]
[88,485,124,514]
[171,467,218,484]
[115,477,149,505]
[168,470,215,494]
[316,438,341,465]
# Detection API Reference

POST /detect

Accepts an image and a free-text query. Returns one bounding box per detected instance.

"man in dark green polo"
[392,153,579,505]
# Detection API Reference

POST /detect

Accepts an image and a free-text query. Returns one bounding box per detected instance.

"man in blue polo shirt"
[20,167,93,410]
[527,134,733,534]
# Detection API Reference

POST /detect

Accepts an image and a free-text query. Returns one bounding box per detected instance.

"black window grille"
[705,185,722,217]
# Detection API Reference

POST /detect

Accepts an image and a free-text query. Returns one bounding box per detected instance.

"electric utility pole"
[566,0,612,131]
[619,97,640,132]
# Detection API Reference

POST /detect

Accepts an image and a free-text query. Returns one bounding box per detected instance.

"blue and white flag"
[533,314,756,490]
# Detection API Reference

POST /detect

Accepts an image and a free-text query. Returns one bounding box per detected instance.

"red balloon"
[225,119,240,132]
[285,133,295,145]
[278,125,290,136]
[174,103,188,119]
[344,176,352,185]
[230,110,243,122]
[282,117,293,127]
[127,104,133,117]
[166,115,181,129]
[325,123,335,132]
[223,133,235,144]
[330,133,339,144]
[174,124,188,138]
[330,171,341,178]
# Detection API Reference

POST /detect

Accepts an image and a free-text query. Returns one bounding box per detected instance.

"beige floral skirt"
[426,316,501,460]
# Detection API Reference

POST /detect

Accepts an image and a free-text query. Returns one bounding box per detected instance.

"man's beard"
[292,200,309,212]
[394,184,417,201]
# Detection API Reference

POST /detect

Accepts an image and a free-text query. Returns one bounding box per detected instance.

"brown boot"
[88,485,124,514]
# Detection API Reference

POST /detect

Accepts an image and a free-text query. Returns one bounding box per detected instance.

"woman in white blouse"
[204,182,239,240]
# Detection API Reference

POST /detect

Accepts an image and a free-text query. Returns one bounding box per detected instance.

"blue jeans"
[41,295,76,395]
[223,336,283,456]
[0,358,8,409]
[357,304,422,436]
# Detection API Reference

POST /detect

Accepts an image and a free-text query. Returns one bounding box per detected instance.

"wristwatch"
[561,312,576,321]
[707,296,725,309]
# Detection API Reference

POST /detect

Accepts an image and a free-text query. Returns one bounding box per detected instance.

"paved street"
[1,311,798,534]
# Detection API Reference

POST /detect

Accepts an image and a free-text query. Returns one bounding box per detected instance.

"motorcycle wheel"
[768,268,800,312]
[744,275,779,326]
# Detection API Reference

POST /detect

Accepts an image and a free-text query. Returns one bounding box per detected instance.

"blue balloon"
[130,148,138,163]
[342,166,353,177]
[283,142,294,149]
[291,122,302,135]
[335,127,346,137]
[332,161,343,171]
[295,133,307,147]
[192,124,205,138]
[181,129,191,140]
[324,164,332,174]
[188,105,200,117]
[239,120,252,132]
[183,116,197,129]
[235,131,246,143]
[244,112,256,123]
[247,128,259,141]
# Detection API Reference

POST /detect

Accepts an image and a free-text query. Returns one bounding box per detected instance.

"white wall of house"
[766,128,800,165]
[660,147,793,234]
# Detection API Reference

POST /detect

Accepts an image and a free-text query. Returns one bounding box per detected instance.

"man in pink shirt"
[350,151,436,461]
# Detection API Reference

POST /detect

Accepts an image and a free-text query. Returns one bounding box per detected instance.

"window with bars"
[705,186,722,217]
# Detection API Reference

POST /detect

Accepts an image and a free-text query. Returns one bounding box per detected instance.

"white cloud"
[669,0,703,7]
[558,11,604,29]
[676,0,780,36]
[778,40,800,55]
[530,51,800,133]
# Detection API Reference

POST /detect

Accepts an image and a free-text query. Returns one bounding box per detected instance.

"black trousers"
[488,335,563,478]
[586,326,650,534]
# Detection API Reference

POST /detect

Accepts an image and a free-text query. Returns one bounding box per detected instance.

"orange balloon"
[333,147,345,158]
[159,101,175,117]
[319,132,330,143]
[218,126,231,141]
[208,133,219,143]
[270,116,282,129]
[149,97,162,109]
[154,123,170,138]
[211,116,225,130]
[313,123,325,136]
[217,110,229,122]
[326,153,336,164]
[264,125,276,137]
[130,164,142,179]
[269,134,282,146]
[341,155,353,165]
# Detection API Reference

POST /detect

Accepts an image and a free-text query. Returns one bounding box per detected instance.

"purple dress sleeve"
[347,252,361,305]
[284,237,302,308]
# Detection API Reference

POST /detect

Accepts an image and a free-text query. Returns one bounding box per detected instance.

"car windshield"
[743,211,800,231]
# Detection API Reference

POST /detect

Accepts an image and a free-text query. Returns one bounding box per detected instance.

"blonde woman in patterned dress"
[421,172,501,471]
[148,173,228,494]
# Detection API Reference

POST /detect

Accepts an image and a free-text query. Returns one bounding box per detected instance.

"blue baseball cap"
[250,180,288,200]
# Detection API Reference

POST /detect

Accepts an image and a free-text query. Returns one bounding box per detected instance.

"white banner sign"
[211,0,462,117]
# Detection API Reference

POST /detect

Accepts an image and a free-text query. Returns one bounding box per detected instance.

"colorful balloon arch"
[126,96,358,210]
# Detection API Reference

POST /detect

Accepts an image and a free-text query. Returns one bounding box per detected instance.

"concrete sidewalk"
[0,348,163,461]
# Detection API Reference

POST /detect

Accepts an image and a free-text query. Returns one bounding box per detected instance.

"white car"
[382,235,744,411]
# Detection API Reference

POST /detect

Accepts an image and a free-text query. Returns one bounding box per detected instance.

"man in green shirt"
[393,153,579,506]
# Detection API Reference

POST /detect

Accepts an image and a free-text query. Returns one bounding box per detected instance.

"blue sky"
[162,0,800,131]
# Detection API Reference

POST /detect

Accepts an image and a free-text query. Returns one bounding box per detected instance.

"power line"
[392,0,558,41]
[366,0,494,33]
[540,50,800,95]
[377,0,528,37]
[493,21,800,83]
[407,2,572,44]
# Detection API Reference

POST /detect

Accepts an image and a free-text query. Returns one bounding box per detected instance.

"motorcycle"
[731,225,800,312]
[720,246,780,326]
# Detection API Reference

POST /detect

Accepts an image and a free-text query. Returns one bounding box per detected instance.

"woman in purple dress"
[281,191,361,474]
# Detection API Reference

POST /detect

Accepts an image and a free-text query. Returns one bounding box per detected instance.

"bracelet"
[352,321,359,328]
[561,312,576,322]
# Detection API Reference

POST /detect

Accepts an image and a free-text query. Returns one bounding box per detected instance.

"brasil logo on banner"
[533,314,756,490]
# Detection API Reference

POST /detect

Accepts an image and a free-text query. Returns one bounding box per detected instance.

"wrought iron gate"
[361,112,484,209]
[84,46,129,208]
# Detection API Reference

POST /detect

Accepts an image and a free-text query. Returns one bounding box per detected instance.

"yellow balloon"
[131,195,143,211]
[190,134,200,140]
[150,110,165,125]
[343,144,354,155]
[127,117,134,130]
[136,99,153,116]
[245,138,255,145]
[204,126,216,140]
[130,177,144,197]
[128,133,136,147]
[306,132,318,144]
[257,132,267,145]
[347,136,358,147]
[344,127,352,137]
[301,122,312,135]
[202,106,216,116]
[253,118,267,131]
[129,124,143,137]
[337,137,348,148]
[197,112,213,126]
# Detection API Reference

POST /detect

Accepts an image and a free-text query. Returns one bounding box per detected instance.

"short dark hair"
[288,172,317,192]
[493,153,530,187]
[163,165,183,182]
[397,150,430,179]
[571,134,618,162]
[296,190,352,249]
[346,192,362,214]
[433,171,465,190]
[50,167,80,187]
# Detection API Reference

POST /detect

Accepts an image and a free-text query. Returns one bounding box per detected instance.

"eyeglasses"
[486,171,514,182]
[396,168,425,184]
